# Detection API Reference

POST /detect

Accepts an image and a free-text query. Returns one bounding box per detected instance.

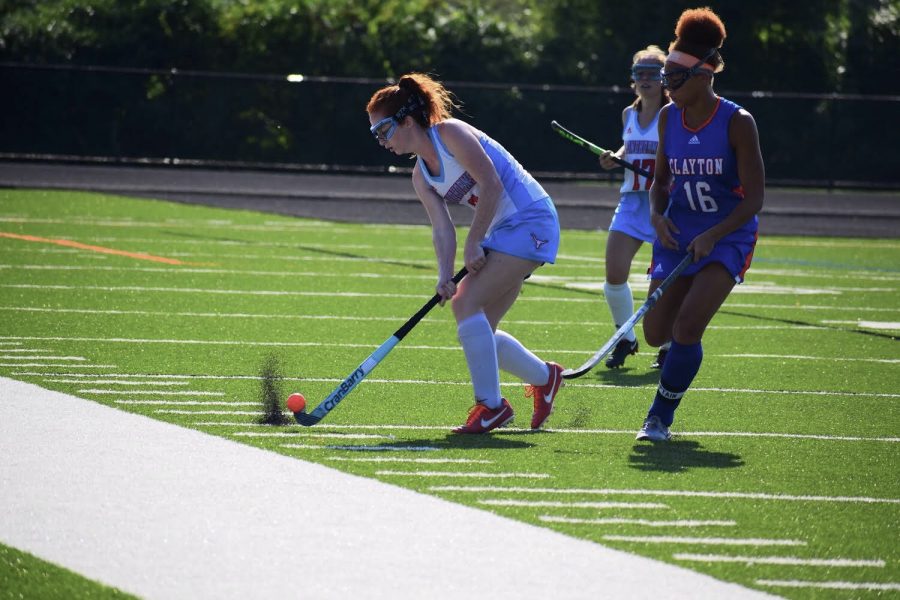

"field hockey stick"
[293,266,468,426]
[550,120,652,178]
[561,253,693,380]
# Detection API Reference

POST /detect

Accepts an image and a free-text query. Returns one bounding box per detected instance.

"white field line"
[674,553,885,568]
[429,486,900,505]
[113,400,257,406]
[479,500,668,509]
[9,305,895,333]
[46,379,189,386]
[823,320,900,330]
[0,306,844,330]
[0,363,117,368]
[4,225,894,249]
[724,302,898,313]
[542,517,736,527]
[12,246,435,266]
[18,371,900,402]
[4,283,898,301]
[0,341,22,345]
[23,372,899,399]
[175,421,900,443]
[0,355,86,361]
[81,389,224,396]
[603,536,805,546]
[756,579,900,591]
[566,282,896,295]
[236,432,394,440]
[0,348,53,352]
[326,457,492,464]
[2,337,897,367]
[378,471,551,479]
[282,443,441,452]
[160,411,260,415]
[0,216,365,234]
[1,264,441,282]
[7,262,899,284]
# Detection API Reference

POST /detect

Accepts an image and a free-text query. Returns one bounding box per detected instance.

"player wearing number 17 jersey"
[637,7,765,442]
[597,45,669,370]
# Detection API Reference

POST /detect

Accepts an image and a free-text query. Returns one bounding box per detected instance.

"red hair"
[366,73,459,127]
[670,7,727,73]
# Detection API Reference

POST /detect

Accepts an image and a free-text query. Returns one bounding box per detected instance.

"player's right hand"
[651,213,680,250]
[598,150,620,171]
[435,279,457,306]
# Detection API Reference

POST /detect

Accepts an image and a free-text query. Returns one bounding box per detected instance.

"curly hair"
[365,73,460,127]
[670,7,727,73]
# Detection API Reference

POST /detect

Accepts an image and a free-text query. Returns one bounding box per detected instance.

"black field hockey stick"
[293,266,468,426]
[562,253,693,380]
[550,120,653,178]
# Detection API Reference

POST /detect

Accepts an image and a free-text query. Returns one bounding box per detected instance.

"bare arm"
[687,109,765,259]
[412,163,458,303]
[599,107,629,170]
[437,120,504,274]
[648,105,680,249]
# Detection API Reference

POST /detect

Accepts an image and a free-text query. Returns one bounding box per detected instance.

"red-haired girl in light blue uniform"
[366,73,565,434]
[638,7,765,441]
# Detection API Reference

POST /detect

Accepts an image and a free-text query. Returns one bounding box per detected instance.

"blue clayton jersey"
[663,97,757,249]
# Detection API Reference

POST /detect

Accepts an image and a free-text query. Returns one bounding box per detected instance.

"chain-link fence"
[3,63,898,189]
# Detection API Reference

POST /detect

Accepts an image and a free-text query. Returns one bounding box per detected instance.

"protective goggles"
[661,49,717,91]
[631,63,663,82]
[370,94,422,142]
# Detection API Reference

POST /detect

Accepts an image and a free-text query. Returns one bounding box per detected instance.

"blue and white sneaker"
[636,415,671,441]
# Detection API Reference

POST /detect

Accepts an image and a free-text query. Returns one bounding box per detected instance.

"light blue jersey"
[609,107,659,244]
[417,122,559,263]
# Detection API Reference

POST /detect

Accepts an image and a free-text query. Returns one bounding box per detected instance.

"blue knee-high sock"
[647,341,703,426]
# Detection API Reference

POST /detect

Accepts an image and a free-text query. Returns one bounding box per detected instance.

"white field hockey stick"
[562,253,693,380]
[551,120,653,178]
[293,266,468,426]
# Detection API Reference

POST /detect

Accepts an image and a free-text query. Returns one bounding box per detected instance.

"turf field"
[1,188,898,598]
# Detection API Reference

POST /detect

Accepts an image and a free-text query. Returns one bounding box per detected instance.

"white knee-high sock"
[604,281,637,342]
[495,330,550,386]
[457,313,501,408]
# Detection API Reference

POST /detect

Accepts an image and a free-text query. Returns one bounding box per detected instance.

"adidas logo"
[653,264,663,274]
[688,135,700,145]
[626,127,632,134]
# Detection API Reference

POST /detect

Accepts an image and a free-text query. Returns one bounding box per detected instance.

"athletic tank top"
[416,122,549,232]
[620,106,659,194]
[663,97,758,245]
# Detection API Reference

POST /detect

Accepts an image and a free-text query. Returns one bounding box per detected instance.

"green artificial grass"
[0,542,135,600]
[1,188,898,599]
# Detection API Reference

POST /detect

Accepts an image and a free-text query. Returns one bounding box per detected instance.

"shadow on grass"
[590,367,660,387]
[628,439,743,472]
[304,434,536,453]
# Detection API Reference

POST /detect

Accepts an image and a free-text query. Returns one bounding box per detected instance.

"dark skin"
[643,64,765,347]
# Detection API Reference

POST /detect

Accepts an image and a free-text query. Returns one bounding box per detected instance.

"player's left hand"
[464,244,487,274]
[687,231,716,262]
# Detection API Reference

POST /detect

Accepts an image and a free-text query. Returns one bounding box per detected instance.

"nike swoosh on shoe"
[480,407,510,429]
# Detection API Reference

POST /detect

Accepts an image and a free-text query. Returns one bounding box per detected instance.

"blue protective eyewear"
[631,63,663,82]
[370,116,399,141]
[661,49,717,91]
[370,94,423,142]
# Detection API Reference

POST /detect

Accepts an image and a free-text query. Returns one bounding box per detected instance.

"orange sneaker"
[526,362,565,430]
[452,398,514,434]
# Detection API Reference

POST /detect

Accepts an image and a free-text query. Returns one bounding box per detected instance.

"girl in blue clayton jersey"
[637,7,765,442]
[597,45,670,370]
[366,73,565,434]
